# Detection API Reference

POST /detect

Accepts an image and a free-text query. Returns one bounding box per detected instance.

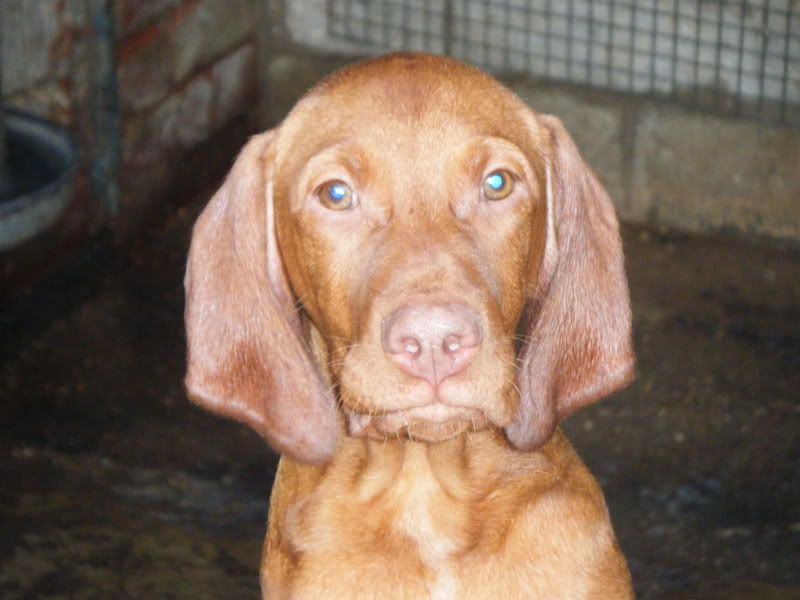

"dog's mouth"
[347,403,489,443]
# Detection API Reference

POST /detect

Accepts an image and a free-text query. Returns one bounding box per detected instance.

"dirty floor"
[1,199,798,599]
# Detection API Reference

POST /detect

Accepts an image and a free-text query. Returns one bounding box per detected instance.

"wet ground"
[1,197,798,599]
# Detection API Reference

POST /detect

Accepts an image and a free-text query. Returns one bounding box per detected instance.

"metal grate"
[326,0,800,127]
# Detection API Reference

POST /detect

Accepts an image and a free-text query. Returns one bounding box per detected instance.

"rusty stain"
[118,24,162,64]
[164,0,204,35]
[119,0,204,63]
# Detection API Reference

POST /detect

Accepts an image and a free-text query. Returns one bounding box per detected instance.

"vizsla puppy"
[185,53,636,599]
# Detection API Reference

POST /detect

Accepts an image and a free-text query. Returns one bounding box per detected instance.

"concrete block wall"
[510,81,800,241]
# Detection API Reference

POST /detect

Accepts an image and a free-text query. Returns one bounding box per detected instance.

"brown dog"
[185,53,635,599]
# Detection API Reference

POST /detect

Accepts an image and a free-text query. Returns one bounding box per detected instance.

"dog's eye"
[482,170,514,201]
[318,180,354,210]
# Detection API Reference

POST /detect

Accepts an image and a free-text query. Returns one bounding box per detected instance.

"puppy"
[185,53,635,599]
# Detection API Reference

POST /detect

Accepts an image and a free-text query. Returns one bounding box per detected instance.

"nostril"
[444,322,482,353]
[443,335,463,354]
[402,338,421,356]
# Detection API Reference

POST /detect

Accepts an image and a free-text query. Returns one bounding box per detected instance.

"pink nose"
[381,303,482,387]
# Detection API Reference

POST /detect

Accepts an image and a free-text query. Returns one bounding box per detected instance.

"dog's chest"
[287,443,473,599]
[389,449,467,599]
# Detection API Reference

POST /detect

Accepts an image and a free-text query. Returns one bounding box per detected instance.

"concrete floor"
[1,198,798,599]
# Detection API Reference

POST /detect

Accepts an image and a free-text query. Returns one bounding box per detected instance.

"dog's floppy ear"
[506,115,635,451]
[184,131,337,464]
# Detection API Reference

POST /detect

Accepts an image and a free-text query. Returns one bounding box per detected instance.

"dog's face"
[184,54,634,464]
[271,60,550,442]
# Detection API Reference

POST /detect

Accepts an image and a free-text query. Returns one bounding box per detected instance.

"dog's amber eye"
[318,180,354,210]
[482,170,514,200]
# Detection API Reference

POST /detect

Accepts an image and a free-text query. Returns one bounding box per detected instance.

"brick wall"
[1,0,263,236]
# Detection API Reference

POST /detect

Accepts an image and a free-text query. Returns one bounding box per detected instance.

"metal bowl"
[0,109,79,251]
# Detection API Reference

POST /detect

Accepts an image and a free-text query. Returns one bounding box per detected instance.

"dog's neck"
[349,433,481,506]
[342,428,562,507]
[284,428,566,563]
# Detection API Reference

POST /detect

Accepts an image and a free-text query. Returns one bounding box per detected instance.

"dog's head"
[184,54,635,464]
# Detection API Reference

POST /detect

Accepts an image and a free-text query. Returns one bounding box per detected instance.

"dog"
[184,53,636,599]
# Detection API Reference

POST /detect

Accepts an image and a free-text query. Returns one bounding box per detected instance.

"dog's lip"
[389,402,482,422]
[348,402,486,429]
[348,398,484,420]
[347,402,488,441]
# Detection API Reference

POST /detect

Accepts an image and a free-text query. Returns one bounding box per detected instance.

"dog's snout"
[381,303,482,387]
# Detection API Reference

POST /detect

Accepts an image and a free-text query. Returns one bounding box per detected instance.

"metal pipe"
[0,7,6,172]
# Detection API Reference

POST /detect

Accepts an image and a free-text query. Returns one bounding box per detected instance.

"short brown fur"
[185,53,635,598]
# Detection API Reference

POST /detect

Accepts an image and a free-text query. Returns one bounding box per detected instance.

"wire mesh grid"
[325,0,800,126]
